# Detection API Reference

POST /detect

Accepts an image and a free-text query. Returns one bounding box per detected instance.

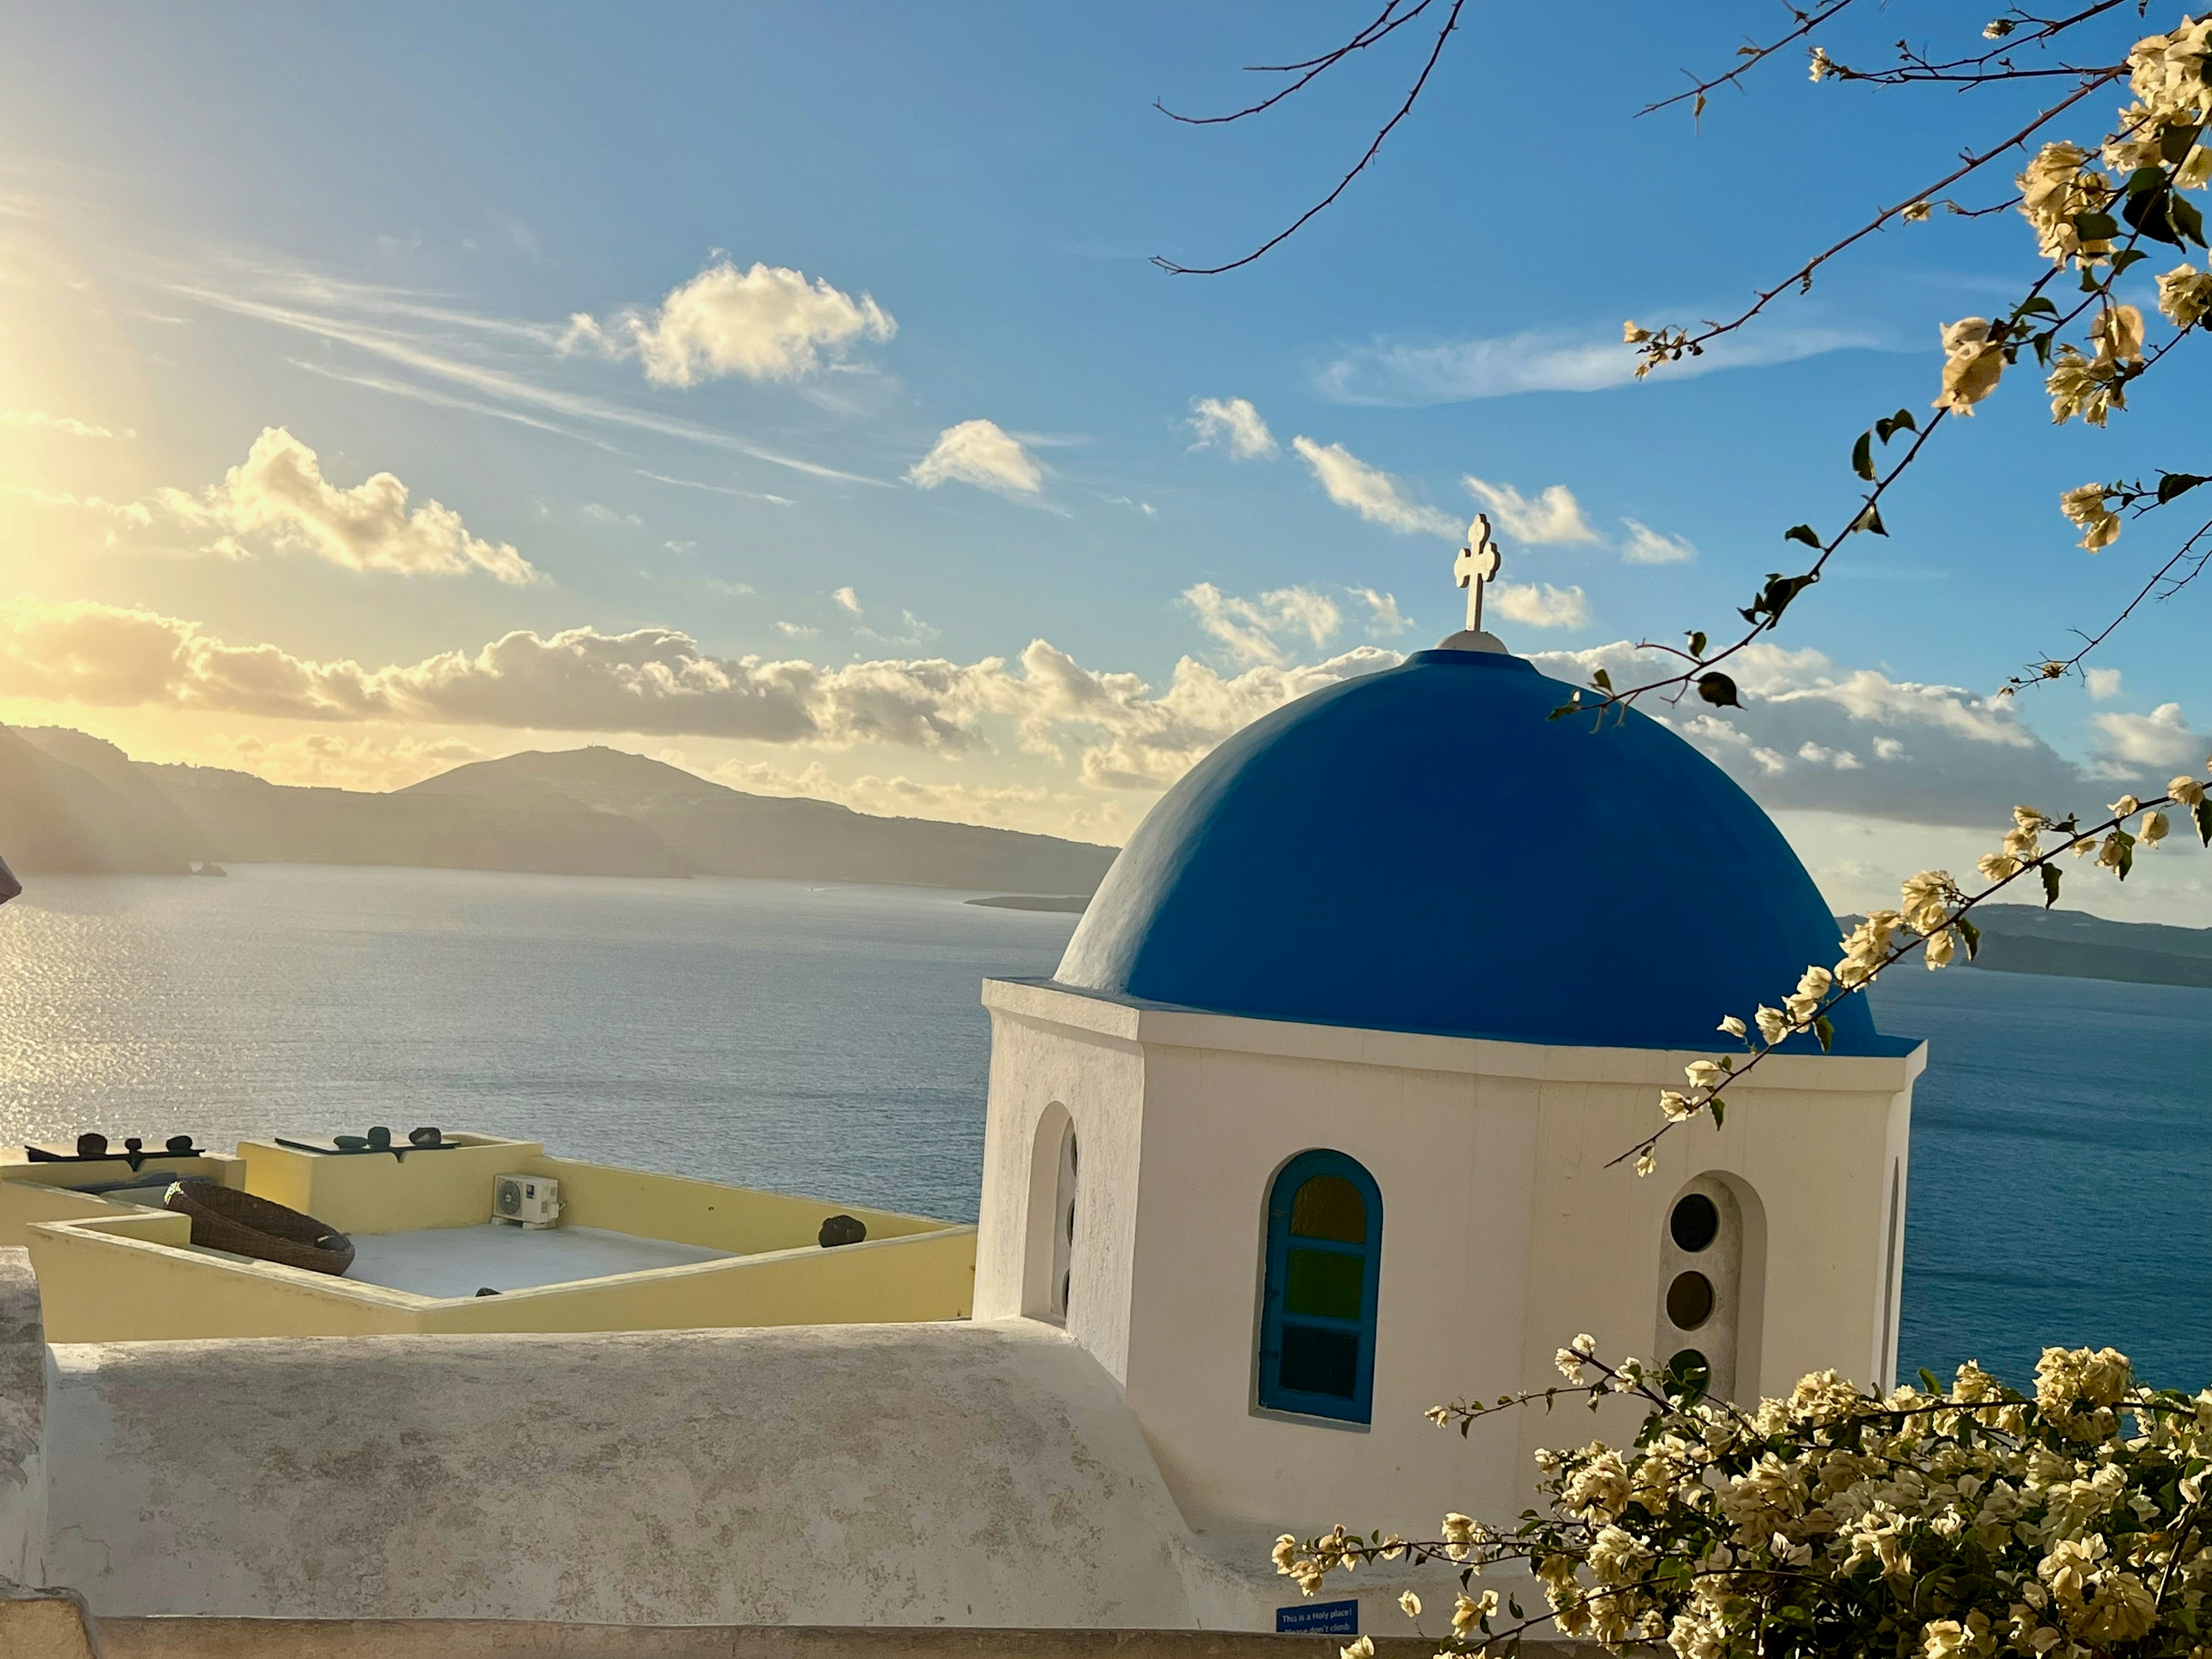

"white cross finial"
[1454,513,1501,632]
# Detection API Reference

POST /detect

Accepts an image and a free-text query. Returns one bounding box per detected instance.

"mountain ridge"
[0,726,1118,893]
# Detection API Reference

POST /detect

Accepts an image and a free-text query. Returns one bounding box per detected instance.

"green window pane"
[1289,1175,1366,1242]
[1285,1247,1363,1320]
[1280,1325,1359,1398]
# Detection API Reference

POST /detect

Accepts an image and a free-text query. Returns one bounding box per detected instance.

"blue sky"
[2,2,2206,917]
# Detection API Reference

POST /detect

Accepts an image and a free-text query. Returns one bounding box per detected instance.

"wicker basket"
[164,1183,355,1277]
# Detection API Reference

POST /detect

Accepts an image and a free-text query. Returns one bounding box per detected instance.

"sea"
[0,863,2204,1393]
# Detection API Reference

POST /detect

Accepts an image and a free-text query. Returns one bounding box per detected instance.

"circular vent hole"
[1666,1270,1716,1330]
[1667,1349,1711,1391]
[1669,1192,1720,1252]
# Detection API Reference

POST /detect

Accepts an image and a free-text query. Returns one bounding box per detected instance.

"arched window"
[1257,1150,1382,1424]
[1024,1105,1080,1324]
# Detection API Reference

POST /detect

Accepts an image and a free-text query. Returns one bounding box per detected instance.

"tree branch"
[1152,0,1465,276]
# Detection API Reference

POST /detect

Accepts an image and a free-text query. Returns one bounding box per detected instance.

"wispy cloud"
[635,470,795,506]
[1187,395,1278,460]
[3,410,130,439]
[286,357,602,446]
[169,280,888,486]
[1620,518,1698,565]
[907,419,1045,497]
[1181,582,1341,665]
[561,259,895,387]
[1317,321,1884,407]
[1463,475,1597,545]
[1291,435,1459,537]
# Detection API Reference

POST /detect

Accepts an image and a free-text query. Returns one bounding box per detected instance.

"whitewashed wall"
[975,980,1922,1540]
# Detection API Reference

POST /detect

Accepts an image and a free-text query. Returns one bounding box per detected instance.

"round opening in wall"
[1666,1270,1715,1330]
[1666,1349,1711,1391]
[1669,1192,1720,1252]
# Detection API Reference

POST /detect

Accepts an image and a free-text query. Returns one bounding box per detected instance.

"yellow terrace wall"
[238,1136,946,1253]
[24,1210,977,1343]
[0,1154,245,1248]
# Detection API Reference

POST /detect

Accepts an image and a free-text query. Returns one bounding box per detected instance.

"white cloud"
[582,502,641,527]
[1316,322,1883,407]
[1187,396,1278,460]
[2085,666,2123,701]
[1181,583,1342,665]
[153,428,536,583]
[907,419,1044,497]
[1462,475,1598,545]
[1620,518,1697,565]
[774,621,821,639]
[701,756,1140,843]
[1290,436,1459,537]
[1489,583,1590,629]
[560,259,895,387]
[2,484,152,526]
[635,471,795,506]
[1349,588,1410,636]
[203,731,488,791]
[1532,640,2117,826]
[2092,702,2205,771]
[3,410,128,438]
[832,586,862,615]
[0,596,1399,794]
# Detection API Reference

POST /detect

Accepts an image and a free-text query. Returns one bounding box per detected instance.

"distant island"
[965,895,1089,914]
[0,724,1117,896]
[1836,905,2212,994]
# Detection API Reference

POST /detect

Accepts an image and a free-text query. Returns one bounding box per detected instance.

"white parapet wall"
[40,1320,1198,1626]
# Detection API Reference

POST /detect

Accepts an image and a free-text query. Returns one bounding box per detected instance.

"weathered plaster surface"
[0,1246,44,1585]
[44,1319,1195,1627]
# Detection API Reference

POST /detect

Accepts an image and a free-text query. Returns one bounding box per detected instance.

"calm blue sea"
[0,865,2203,1391]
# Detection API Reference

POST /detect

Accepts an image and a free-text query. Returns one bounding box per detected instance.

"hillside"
[1836,903,2212,992]
[1,727,1118,893]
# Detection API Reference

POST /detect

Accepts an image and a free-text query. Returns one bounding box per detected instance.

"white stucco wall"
[975,979,1922,1544]
[0,1247,44,1587]
[42,1319,1195,1626]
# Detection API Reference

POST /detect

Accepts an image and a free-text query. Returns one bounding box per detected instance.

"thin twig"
[1153,0,1434,126]
[1641,0,1864,117]
[1152,0,1465,276]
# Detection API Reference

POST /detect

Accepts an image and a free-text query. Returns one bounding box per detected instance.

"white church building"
[0,567,1926,1634]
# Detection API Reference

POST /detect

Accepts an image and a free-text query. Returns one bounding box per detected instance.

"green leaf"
[2016,297,2059,318]
[2112,248,2150,275]
[1855,503,1888,536]
[1709,1097,1725,1128]
[2159,472,2212,503]
[1696,671,1740,709]
[1851,430,1874,480]
[2123,185,2186,247]
[1592,667,1613,691]
[1957,915,1981,961]
[1814,1015,1835,1054]
[1547,702,1579,721]
[1686,630,1707,657]
[2173,192,2207,248]
[2196,798,2212,846]
[2126,166,2170,197]
[1784,524,1821,548]
[2161,122,2205,165]
[2074,210,2120,240]
[2042,862,2062,907]
[1920,1367,1941,1392]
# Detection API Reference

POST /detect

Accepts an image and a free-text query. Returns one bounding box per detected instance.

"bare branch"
[1152,0,1465,277]
[1153,0,1435,126]
[1640,0,1865,119]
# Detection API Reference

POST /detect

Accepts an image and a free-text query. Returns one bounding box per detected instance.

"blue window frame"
[1257,1150,1382,1423]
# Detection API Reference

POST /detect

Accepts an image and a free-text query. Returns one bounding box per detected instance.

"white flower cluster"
[1289,1340,2212,1659]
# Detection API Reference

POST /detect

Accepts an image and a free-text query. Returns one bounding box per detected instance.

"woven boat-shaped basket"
[164,1183,355,1277]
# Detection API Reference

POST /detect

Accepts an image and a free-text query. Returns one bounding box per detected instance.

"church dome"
[1056,649,1908,1056]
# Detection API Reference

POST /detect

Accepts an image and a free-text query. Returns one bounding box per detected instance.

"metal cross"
[1454,513,1501,632]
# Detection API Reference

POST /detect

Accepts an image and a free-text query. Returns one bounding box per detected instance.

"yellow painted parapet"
[20,1127,977,1344]
[25,1213,977,1343]
[0,1153,246,1248]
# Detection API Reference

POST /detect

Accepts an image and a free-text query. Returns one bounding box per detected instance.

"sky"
[2,2,2209,921]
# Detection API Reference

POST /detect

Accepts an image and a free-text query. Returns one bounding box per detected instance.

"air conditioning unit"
[492,1173,560,1229]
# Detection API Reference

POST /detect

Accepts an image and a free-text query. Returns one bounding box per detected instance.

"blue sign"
[1278,1599,1359,1635]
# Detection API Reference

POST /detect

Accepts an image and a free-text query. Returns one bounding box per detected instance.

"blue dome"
[1056,649,1908,1056]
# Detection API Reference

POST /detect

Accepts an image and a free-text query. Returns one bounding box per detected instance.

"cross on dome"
[1454,513,1501,633]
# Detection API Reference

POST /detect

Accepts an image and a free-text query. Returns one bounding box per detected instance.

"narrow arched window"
[1258,1150,1382,1423]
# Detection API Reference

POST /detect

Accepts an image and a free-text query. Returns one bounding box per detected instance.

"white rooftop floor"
[346,1223,734,1298]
